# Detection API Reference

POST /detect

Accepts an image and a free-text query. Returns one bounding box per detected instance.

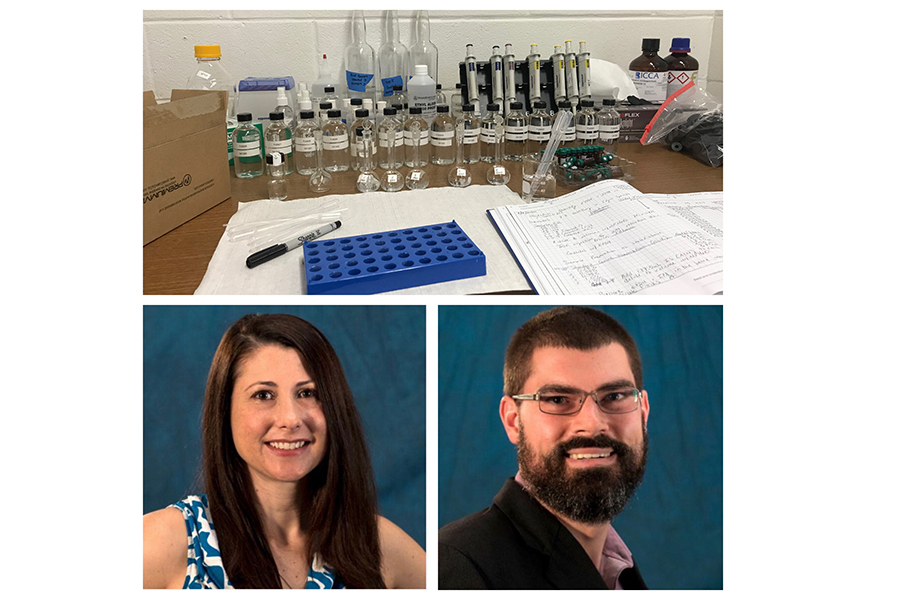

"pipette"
[522,110,571,203]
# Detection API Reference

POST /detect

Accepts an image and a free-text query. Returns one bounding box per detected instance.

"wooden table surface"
[143,142,723,295]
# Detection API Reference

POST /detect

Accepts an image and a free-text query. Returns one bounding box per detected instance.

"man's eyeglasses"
[511,387,641,416]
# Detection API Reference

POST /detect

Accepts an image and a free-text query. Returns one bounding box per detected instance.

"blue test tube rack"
[304,220,486,295]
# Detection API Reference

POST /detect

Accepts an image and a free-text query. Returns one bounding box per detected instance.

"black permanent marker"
[245,220,342,269]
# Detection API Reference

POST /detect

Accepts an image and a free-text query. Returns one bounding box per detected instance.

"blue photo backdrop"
[144,305,426,548]
[438,305,723,589]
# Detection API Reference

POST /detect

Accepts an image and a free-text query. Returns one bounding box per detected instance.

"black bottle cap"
[437,104,450,113]
[487,103,500,111]
[410,106,422,114]
[327,109,341,118]
[580,99,595,107]
[237,112,252,122]
[269,111,284,120]
[436,83,442,89]
[510,101,523,110]
[641,38,660,53]
[325,86,335,93]
[350,98,363,105]
[299,110,315,119]
[533,100,546,109]
[384,107,397,116]
[393,85,403,91]
[392,103,403,111]
[455,83,462,89]
[355,108,369,117]
[603,98,616,106]
[558,100,571,108]
[319,101,332,110]
[462,103,474,111]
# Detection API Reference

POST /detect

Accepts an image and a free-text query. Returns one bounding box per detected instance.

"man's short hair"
[503,307,643,397]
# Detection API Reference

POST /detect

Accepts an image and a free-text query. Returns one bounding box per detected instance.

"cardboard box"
[616,103,660,143]
[143,89,231,245]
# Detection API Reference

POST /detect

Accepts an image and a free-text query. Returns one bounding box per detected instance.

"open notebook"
[487,179,723,295]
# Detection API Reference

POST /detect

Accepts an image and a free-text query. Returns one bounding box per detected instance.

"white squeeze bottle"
[407,64,437,125]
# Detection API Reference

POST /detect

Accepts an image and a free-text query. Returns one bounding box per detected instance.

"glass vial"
[266,152,288,200]
[430,104,455,165]
[459,103,481,164]
[481,102,503,163]
[448,121,472,187]
[321,109,349,172]
[293,110,319,175]
[504,101,527,161]
[232,112,263,178]
[405,120,430,190]
[526,100,551,157]
[575,99,599,144]
[597,99,621,155]
[265,111,293,176]
[403,107,430,167]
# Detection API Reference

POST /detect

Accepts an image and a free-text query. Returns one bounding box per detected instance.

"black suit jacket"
[438,478,648,589]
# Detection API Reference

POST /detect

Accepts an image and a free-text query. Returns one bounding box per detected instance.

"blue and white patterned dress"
[171,495,345,589]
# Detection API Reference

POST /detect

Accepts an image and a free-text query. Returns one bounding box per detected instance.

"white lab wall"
[144,10,722,103]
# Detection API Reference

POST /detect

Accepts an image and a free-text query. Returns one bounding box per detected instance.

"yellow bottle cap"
[194,45,221,58]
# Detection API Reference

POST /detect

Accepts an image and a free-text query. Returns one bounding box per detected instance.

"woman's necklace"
[279,572,293,589]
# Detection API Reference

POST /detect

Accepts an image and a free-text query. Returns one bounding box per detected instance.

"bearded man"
[438,307,650,590]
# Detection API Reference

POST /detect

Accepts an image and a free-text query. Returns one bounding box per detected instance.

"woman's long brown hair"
[201,314,385,588]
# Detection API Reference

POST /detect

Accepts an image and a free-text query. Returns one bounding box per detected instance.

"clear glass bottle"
[435,83,445,105]
[293,110,319,175]
[321,109,350,172]
[450,83,464,119]
[344,11,377,104]
[265,111,293,176]
[575,99,599,144]
[597,98,621,155]
[448,121,472,188]
[405,120,430,190]
[381,127,404,192]
[323,86,340,113]
[480,102,503,163]
[459,103,481,164]
[349,108,375,171]
[526,100,551,158]
[317,101,333,127]
[430,104,455,165]
[232,112,263,178]
[266,152,288,200]
[409,11,439,87]
[378,107,403,170]
[186,44,236,119]
[403,107,430,167]
[503,101,528,161]
[379,10,409,101]
[355,126,380,193]
[486,121,510,186]
[554,100,578,148]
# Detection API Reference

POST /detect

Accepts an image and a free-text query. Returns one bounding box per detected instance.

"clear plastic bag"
[640,82,723,167]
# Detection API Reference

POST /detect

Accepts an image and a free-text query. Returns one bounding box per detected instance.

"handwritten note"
[487,180,723,295]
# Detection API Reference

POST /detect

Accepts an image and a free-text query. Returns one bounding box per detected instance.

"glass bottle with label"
[430,104,455,165]
[409,11,439,88]
[526,100,551,157]
[266,152,288,200]
[379,10,409,102]
[265,111,293,176]
[378,107,403,170]
[459,103,481,164]
[344,11,377,104]
[317,101,333,127]
[504,101,528,161]
[405,121,430,190]
[403,107,430,167]
[629,38,669,103]
[349,108,375,171]
[293,110,319,175]
[232,112,263,178]
[575,99,599,144]
[321,109,349,172]
[596,99,621,155]
[480,103,503,163]
[186,44,236,120]
[553,100,578,148]
[355,127,380,193]
[664,38,700,97]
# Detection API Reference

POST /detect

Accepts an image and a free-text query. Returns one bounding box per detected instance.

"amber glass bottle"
[628,38,668,103]
[664,38,700,96]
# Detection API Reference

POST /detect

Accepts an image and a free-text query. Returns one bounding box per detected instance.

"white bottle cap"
[363,98,373,110]
[377,100,386,110]
[414,64,429,77]
[299,98,313,110]
[276,86,288,103]
[343,98,352,108]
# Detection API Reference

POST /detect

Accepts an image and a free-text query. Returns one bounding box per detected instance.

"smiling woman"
[143,313,425,589]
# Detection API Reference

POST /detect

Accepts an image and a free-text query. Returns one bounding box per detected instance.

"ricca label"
[144,174,192,204]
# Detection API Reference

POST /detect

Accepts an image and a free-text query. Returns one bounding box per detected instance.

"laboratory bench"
[142,142,723,295]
